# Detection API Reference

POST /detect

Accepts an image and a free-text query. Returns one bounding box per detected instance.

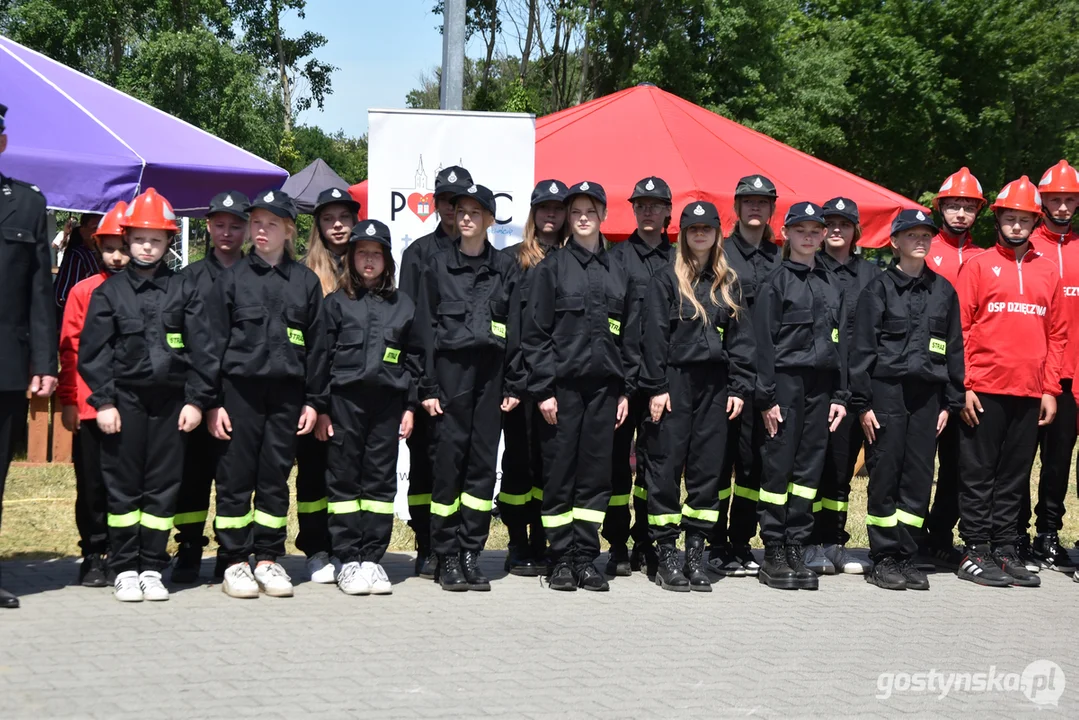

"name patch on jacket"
[383,347,401,364]
[609,318,621,335]
[491,320,507,338]
[986,302,1047,316]
[929,338,947,355]
[287,328,305,346]
[166,333,184,349]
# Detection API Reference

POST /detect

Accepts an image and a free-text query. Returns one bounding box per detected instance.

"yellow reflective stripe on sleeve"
[648,513,682,526]
[328,500,361,514]
[929,338,947,355]
[542,511,573,528]
[491,320,507,338]
[408,493,432,506]
[166,333,184,349]
[174,510,208,526]
[717,486,732,501]
[733,484,759,502]
[716,326,725,337]
[632,485,648,500]
[831,328,839,343]
[531,487,544,501]
[758,488,787,506]
[254,509,288,529]
[108,510,141,528]
[140,512,173,531]
[460,493,493,512]
[608,318,621,335]
[573,507,606,524]
[297,498,328,514]
[498,490,532,506]
[431,497,461,517]
[812,500,823,513]
[895,508,924,528]
[865,513,898,527]
[681,505,719,523]
[787,482,817,500]
[287,327,304,346]
[821,498,849,512]
[361,499,396,514]
[608,494,631,507]
[215,511,253,529]
[383,347,401,364]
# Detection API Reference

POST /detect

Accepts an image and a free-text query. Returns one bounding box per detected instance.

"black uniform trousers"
[429,350,504,556]
[173,424,219,545]
[864,380,940,560]
[1021,378,1075,535]
[406,413,433,551]
[602,395,649,550]
[100,386,186,574]
[73,420,108,556]
[325,387,402,564]
[924,416,961,546]
[958,393,1040,548]
[498,399,545,549]
[214,377,304,564]
[0,392,29,586]
[713,399,765,548]
[539,379,618,565]
[757,370,832,547]
[295,434,331,557]
[644,365,728,545]
[814,414,864,546]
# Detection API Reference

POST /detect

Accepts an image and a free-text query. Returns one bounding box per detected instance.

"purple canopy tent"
[0,35,288,214]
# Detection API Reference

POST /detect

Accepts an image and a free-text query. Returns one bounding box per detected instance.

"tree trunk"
[520,0,537,79]
[480,3,498,94]
[576,0,595,104]
[273,0,293,133]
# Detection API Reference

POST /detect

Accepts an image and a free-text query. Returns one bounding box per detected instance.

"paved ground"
[0,549,1076,719]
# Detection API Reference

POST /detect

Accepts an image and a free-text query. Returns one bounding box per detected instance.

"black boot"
[461,550,491,591]
[605,544,632,576]
[655,544,690,592]
[576,562,610,591]
[504,545,539,576]
[79,553,109,588]
[548,560,577,591]
[786,544,818,590]
[437,554,469,591]
[416,549,438,579]
[170,542,203,584]
[1033,532,1075,572]
[897,557,930,590]
[866,556,907,590]
[0,588,18,609]
[759,543,797,590]
[682,534,711,592]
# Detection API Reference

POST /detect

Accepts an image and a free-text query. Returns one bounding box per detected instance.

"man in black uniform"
[0,102,59,609]
[604,176,673,578]
[398,165,472,577]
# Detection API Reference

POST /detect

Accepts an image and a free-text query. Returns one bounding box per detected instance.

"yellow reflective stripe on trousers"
[717,487,732,501]
[408,493,432,506]
[865,513,898,527]
[140,512,173,531]
[361,499,396,514]
[648,513,681,526]
[108,510,141,528]
[632,485,648,500]
[821,498,849,512]
[681,505,719,523]
[812,500,823,513]
[460,493,493,512]
[895,508,924,528]
[573,507,606,524]
[215,511,253,529]
[758,488,787,505]
[531,487,543,501]
[254,509,288,529]
[498,490,532,506]
[732,484,759,502]
[328,500,361,514]
[297,497,328,514]
[542,511,573,528]
[608,494,631,507]
[431,497,460,517]
[174,510,208,526]
[787,482,817,500]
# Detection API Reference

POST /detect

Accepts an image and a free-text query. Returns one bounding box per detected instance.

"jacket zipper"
[1058,235,1065,278]
[1016,255,1025,295]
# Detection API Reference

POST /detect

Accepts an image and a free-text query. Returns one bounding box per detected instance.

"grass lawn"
[2,459,1077,560]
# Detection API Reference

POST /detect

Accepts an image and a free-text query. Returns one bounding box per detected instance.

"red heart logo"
[408,192,434,221]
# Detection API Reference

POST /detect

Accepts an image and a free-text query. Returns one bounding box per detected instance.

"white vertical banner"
[367,108,536,517]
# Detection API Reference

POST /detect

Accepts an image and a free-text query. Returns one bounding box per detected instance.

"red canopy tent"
[347,180,368,221]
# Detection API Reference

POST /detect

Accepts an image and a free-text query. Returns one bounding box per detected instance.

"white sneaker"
[222,562,260,599]
[307,551,337,584]
[254,562,294,597]
[138,570,169,601]
[366,562,393,595]
[114,571,143,602]
[336,561,371,595]
[823,544,872,574]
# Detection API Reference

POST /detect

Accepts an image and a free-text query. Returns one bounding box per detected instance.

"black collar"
[816,250,858,273]
[566,237,609,268]
[447,240,494,271]
[249,252,293,279]
[628,230,671,260]
[124,262,171,291]
[886,262,933,289]
[728,227,776,259]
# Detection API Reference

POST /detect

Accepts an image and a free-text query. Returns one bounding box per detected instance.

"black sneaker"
[417,551,438,579]
[576,563,610,591]
[733,543,760,577]
[437,554,469,591]
[655,544,690,592]
[1015,536,1041,574]
[957,545,1012,587]
[504,545,540,577]
[605,544,632,577]
[706,543,745,577]
[1033,532,1076,572]
[79,553,109,588]
[921,542,964,571]
[896,557,930,590]
[759,543,798,590]
[170,542,203,584]
[461,550,491,591]
[993,545,1041,587]
[786,544,818,590]
[549,561,577,591]
[682,534,711,592]
[866,557,907,590]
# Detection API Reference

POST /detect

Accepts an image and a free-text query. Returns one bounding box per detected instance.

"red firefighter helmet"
[990,176,1043,215]
[933,167,986,211]
[119,188,179,232]
[1038,160,1079,195]
[92,201,129,241]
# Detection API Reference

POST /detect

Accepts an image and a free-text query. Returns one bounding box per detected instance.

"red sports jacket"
[58,272,107,420]
[928,230,987,288]
[1029,223,1079,382]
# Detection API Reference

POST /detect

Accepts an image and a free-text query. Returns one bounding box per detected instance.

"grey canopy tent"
[280,158,352,214]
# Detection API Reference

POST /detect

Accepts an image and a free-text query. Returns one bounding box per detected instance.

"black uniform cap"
[0,103,7,131]
[313,187,360,218]
[734,175,778,199]
[248,189,298,221]
[350,219,392,249]
[629,176,672,203]
[680,201,721,229]
[531,179,569,206]
[891,208,937,236]
[452,184,497,216]
[821,197,859,224]
[784,201,827,226]
[434,166,473,196]
[566,181,607,207]
[207,191,250,220]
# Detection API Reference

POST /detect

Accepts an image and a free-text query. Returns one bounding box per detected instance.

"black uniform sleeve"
[944,287,966,412]
[318,295,341,414]
[502,261,525,399]
[400,296,422,411]
[206,269,235,406]
[413,264,441,401]
[620,274,643,399]
[638,273,673,396]
[29,203,58,378]
[831,282,852,408]
[181,276,219,410]
[725,281,756,401]
[753,280,782,409]
[522,257,558,402]
[400,242,423,301]
[78,287,118,409]
[848,285,884,413]
[304,279,329,412]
